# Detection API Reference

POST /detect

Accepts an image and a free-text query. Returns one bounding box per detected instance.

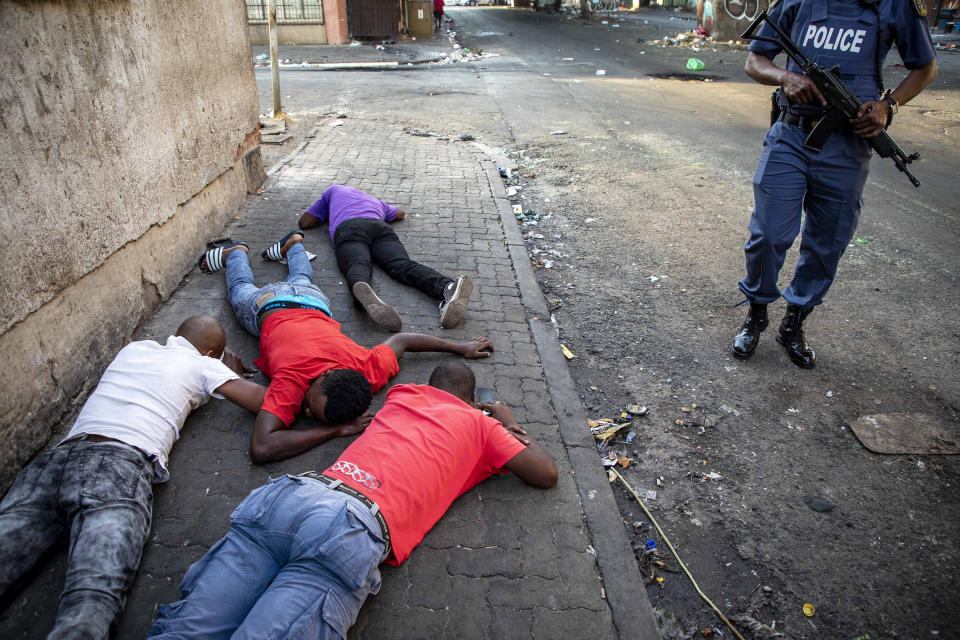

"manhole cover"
[648,72,724,82]
[922,110,960,121]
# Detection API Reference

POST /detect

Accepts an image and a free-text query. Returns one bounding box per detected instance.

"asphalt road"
[257,9,960,638]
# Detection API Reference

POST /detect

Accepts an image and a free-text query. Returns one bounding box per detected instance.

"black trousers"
[333,218,451,301]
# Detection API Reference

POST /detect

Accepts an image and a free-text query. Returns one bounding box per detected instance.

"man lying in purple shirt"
[299,185,472,332]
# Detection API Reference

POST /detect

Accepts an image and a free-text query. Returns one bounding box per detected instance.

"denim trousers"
[333,218,452,301]
[226,244,332,337]
[148,475,385,640]
[0,439,154,640]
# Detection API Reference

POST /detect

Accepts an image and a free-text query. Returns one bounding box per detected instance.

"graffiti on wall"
[723,0,760,20]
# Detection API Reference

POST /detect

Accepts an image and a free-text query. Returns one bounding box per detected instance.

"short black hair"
[427,361,475,402]
[322,369,373,424]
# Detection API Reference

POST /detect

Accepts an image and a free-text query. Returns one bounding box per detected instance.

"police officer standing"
[731,0,937,368]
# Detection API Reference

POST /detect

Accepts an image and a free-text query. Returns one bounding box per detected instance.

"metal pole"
[269,0,282,118]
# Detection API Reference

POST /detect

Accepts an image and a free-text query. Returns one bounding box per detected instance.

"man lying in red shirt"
[199,232,492,463]
[148,362,557,639]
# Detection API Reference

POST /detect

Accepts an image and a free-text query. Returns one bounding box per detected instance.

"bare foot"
[200,244,248,272]
[280,232,304,258]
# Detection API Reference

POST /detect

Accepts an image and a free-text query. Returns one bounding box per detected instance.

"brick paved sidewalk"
[0,118,655,639]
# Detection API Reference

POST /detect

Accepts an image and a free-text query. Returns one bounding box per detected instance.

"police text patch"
[802,25,867,52]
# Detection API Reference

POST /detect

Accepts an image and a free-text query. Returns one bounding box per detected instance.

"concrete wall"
[248,23,329,45]
[0,0,265,493]
[701,0,769,41]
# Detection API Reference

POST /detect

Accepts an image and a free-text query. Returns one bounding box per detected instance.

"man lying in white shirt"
[0,314,264,639]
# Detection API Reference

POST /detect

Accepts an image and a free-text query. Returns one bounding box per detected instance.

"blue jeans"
[226,244,332,337]
[0,439,154,639]
[148,475,385,640]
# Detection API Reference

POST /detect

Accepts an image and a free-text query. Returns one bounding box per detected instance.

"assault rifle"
[742,11,922,187]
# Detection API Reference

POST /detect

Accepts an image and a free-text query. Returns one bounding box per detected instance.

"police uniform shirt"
[749,0,936,115]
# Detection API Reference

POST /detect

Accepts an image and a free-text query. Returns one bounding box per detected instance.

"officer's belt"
[779,111,821,133]
[299,471,392,558]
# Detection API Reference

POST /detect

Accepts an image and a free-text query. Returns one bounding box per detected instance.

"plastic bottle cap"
[803,603,815,617]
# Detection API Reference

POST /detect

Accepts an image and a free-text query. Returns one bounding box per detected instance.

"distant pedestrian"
[434,0,445,31]
[0,315,264,639]
[147,362,557,640]
[299,185,473,332]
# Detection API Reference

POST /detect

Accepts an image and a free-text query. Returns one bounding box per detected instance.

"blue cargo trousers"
[148,475,386,640]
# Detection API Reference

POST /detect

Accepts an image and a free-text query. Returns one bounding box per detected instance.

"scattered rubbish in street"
[617,455,630,468]
[636,37,645,43]
[826,390,834,397]
[645,490,657,500]
[550,130,567,135]
[702,472,722,481]
[255,53,268,60]
[586,544,596,556]
[512,204,524,215]
[655,576,664,586]
[655,476,663,487]
[506,186,519,197]
[626,404,648,415]
[498,166,512,179]
[729,614,784,639]
[803,495,835,513]
[349,41,361,46]
[562,57,574,60]
[615,470,748,639]
[402,126,443,138]
[625,431,636,443]
[607,469,617,482]
[856,236,871,245]
[719,404,740,416]
[591,421,630,444]
[459,133,474,141]
[645,539,657,550]
[560,344,575,359]
[686,58,705,71]
[330,121,344,127]
[596,69,606,76]
[802,603,815,617]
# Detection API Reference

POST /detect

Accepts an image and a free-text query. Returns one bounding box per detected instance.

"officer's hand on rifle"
[780,70,826,107]
[850,100,890,139]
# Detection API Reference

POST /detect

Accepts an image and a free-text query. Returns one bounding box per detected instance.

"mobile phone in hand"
[475,387,496,405]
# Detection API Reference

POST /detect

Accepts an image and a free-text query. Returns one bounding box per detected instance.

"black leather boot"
[776,304,816,369]
[731,303,768,359]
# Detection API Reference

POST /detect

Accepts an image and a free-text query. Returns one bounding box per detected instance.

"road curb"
[477,152,663,640]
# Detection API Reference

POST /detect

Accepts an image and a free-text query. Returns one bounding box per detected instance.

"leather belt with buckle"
[301,472,392,558]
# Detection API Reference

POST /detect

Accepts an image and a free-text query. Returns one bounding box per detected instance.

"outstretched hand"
[459,337,494,359]
[223,348,257,378]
